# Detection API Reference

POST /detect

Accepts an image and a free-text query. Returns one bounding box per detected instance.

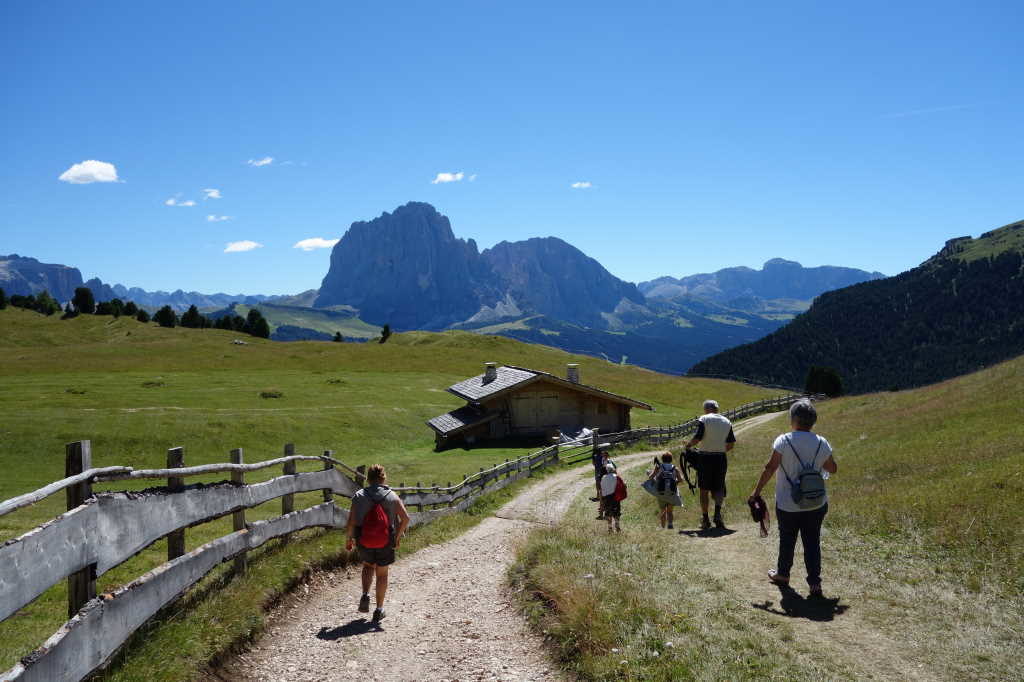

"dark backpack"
[359,489,392,549]
[657,463,677,493]
[614,475,628,502]
[779,435,827,509]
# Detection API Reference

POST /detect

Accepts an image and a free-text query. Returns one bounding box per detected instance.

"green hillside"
[692,219,1024,392]
[0,307,778,672]
[514,353,1024,680]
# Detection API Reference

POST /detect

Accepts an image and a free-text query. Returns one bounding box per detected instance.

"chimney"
[567,363,580,384]
[484,362,498,383]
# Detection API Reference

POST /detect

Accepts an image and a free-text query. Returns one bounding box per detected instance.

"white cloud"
[431,171,465,184]
[207,214,232,222]
[59,160,120,184]
[469,174,478,182]
[293,237,340,251]
[247,157,273,167]
[570,181,593,189]
[165,196,196,207]
[224,240,263,253]
[202,188,222,199]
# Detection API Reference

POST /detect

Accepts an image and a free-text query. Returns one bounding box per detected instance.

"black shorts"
[602,494,621,518]
[697,452,728,495]
[357,543,396,566]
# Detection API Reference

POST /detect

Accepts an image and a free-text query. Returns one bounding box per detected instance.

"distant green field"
[232,302,381,339]
[953,220,1024,262]
[0,307,776,672]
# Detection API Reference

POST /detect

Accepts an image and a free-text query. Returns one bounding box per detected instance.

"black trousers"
[776,503,828,587]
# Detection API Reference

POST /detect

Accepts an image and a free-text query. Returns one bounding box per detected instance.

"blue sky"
[2,1,1021,294]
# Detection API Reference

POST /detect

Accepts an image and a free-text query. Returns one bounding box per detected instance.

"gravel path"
[219,413,783,682]
[221,452,654,682]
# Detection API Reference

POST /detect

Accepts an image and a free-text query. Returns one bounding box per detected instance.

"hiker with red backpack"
[599,462,628,532]
[345,464,410,624]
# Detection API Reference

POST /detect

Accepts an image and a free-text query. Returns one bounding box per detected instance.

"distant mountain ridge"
[0,253,271,312]
[640,259,885,307]
[691,220,1024,392]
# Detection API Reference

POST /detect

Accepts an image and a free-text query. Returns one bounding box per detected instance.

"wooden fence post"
[230,448,246,574]
[322,450,334,504]
[167,447,185,561]
[66,440,96,618]
[281,444,296,545]
[447,481,453,508]
[416,482,423,513]
[356,465,367,488]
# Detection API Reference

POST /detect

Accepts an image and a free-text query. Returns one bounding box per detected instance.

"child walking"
[600,463,623,533]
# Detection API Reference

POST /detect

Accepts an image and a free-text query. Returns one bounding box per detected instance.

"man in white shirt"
[685,399,736,530]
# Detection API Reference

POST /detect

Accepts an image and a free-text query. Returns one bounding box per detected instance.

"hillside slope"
[513,353,1024,680]
[691,220,1024,392]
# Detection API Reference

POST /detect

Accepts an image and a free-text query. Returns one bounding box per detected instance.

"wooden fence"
[0,392,812,681]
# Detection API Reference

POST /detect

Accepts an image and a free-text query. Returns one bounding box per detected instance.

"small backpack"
[359,489,392,549]
[657,463,677,493]
[780,435,826,509]
[613,475,628,502]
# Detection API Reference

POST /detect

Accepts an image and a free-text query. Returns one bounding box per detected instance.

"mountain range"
[308,202,884,372]
[0,254,272,312]
[691,220,1024,392]
[2,202,886,374]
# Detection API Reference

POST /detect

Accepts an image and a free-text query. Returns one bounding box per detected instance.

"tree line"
[0,286,270,339]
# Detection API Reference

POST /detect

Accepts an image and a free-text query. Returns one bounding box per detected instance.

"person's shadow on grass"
[316,619,383,640]
[678,527,737,538]
[753,584,848,622]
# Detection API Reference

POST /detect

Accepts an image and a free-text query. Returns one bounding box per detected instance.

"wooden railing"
[0,439,577,682]
[0,392,814,681]
[561,393,815,464]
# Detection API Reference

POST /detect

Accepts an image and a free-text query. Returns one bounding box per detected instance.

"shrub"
[33,290,60,316]
[259,390,283,399]
[379,323,392,344]
[123,301,138,316]
[141,381,164,388]
[805,366,844,397]
[61,303,77,319]
[332,332,343,342]
[136,308,151,323]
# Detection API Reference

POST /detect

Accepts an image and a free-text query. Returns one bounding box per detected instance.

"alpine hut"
[427,363,653,449]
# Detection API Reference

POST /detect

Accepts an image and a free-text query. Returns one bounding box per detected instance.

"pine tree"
[123,301,138,316]
[34,290,60,316]
[180,305,205,328]
[0,287,6,310]
[153,305,177,328]
[61,302,77,319]
[379,324,392,344]
[332,331,343,342]
[72,287,95,315]
[136,308,150,323]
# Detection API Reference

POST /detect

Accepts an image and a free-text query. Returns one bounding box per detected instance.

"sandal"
[767,569,789,585]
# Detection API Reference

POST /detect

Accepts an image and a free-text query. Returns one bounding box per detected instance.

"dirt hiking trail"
[219,414,780,682]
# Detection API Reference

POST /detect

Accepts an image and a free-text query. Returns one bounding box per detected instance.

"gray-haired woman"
[748,400,837,596]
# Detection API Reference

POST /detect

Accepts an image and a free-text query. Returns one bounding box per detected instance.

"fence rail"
[0,391,817,682]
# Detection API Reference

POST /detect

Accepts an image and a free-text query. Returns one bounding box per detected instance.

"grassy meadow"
[0,307,775,674]
[512,353,1024,680]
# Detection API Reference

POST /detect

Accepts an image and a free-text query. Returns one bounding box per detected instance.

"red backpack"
[359,490,392,549]
[613,475,628,502]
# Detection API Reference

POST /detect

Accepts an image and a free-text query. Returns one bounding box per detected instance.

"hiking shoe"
[372,607,386,624]
[667,523,674,529]
[768,569,789,585]
[809,584,824,598]
[357,594,370,613]
[700,517,711,531]
[714,516,726,530]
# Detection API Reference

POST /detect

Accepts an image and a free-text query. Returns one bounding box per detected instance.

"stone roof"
[427,406,501,436]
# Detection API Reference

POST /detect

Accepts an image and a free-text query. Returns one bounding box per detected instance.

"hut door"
[512,392,559,431]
